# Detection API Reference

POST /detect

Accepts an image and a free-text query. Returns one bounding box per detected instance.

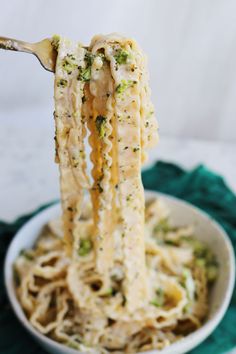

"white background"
[1,0,236,141]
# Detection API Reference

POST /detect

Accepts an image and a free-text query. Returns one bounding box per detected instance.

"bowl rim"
[4,191,236,354]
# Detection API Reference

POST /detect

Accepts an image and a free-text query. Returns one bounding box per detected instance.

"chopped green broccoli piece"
[95,115,107,138]
[85,52,95,66]
[77,51,95,82]
[78,239,92,256]
[150,288,165,307]
[62,54,77,74]
[116,80,129,94]
[207,265,218,283]
[182,237,210,259]
[67,342,80,350]
[153,218,170,234]
[116,80,137,94]
[191,239,218,283]
[105,287,113,296]
[20,249,34,261]
[114,49,129,64]
[78,67,91,82]
[194,242,208,258]
[51,35,60,50]
[101,288,114,297]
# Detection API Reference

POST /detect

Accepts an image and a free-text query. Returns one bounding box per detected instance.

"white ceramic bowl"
[4,191,235,354]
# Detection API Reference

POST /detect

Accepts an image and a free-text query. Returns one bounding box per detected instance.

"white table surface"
[1,107,236,222]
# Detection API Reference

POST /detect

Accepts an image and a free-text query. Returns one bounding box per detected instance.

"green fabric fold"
[0,161,235,353]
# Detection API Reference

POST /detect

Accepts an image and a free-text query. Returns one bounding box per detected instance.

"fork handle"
[0,36,34,54]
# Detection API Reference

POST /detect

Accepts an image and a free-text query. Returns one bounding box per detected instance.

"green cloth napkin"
[0,161,235,354]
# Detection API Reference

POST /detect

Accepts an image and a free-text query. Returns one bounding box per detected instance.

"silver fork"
[0,36,57,72]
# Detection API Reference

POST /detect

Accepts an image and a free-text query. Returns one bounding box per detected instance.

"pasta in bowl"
[4,191,235,354]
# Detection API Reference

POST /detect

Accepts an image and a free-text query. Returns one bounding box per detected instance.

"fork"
[0,36,57,72]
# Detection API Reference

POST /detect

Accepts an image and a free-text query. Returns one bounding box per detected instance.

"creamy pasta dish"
[14,33,218,353]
